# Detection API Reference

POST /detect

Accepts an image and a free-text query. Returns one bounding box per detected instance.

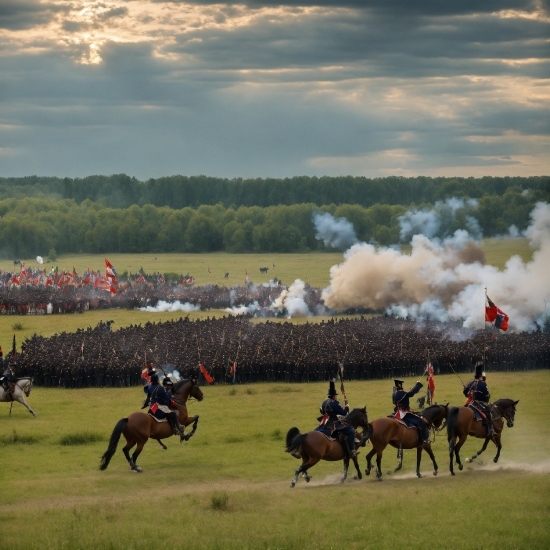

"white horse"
[0,378,36,416]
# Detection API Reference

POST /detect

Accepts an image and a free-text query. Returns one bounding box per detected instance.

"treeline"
[0,174,548,209]
[0,186,545,257]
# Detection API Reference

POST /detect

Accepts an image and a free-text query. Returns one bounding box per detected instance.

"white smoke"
[271,279,311,317]
[225,301,260,316]
[36,256,44,264]
[398,198,480,242]
[322,202,550,333]
[139,300,200,313]
[313,212,359,251]
[47,302,53,314]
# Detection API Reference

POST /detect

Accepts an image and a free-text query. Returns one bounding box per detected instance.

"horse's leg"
[182,415,199,441]
[341,457,349,483]
[352,455,362,480]
[375,449,383,480]
[122,438,137,469]
[422,444,438,477]
[290,451,318,488]
[156,439,168,450]
[130,440,146,473]
[492,433,502,463]
[365,447,376,476]
[466,437,490,463]
[392,445,403,474]
[16,395,36,416]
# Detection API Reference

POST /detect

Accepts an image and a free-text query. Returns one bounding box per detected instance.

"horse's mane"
[346,407,368,425]
[172,378,191,394]
[494,398,516,408]
[420,403,446,420]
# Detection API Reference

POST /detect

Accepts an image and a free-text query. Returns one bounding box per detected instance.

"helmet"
[150,373,159,384]
[327,380,338,397]
[163,377,173,387]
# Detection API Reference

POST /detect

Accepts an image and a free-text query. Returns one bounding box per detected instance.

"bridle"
[499,404,516,428]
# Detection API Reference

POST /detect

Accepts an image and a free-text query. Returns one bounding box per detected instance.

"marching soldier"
[463,363,495,437]
[317,380,357,458]
[392,379,431,447]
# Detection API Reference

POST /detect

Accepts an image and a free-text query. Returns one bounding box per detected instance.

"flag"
[199,364,215,384]
[105,258,116,276]
[230,361,237,383]
[485,294,509,331]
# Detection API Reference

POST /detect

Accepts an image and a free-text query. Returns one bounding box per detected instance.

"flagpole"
[483,286,487,373]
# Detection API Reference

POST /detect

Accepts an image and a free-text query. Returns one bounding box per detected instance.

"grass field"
[0,239,535,354]
[1,371,549,549]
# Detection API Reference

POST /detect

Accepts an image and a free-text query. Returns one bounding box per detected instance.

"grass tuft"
[270,428,282,440]
[268,385,301,393]
[59,431,104,446]
[245,387,257,395]
[210,492,229,510]
[11,322,24,331]
[228,388,238,396]
[0,429,39,446]
[224,435,244,444]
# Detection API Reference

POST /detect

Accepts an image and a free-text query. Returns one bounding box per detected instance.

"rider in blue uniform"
[1,363,15,395]
[392,379,431,447]
[316,380,357,458]
[145,374,185,441]
[463,363,495,437]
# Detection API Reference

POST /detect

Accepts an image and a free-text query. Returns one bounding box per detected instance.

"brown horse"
[100,379,204,473]
[285,407,371,488]
[446,398,518,475]
[365,403,449,480]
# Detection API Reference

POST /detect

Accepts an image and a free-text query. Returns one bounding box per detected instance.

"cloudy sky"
[1,0,549,180]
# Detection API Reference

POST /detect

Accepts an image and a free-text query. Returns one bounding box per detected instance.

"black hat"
[150,373,159,384]
[163,377,173,386]
[474,363,484,378]
[394,379,404,388]
[327,380,338,397]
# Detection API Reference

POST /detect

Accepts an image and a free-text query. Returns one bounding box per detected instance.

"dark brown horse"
[100,379,204,473]
[365,404,449,480]
[285,407,371,488]
[446,398,518,475]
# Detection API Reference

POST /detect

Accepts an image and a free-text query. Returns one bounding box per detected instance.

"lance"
[337,362,348,406]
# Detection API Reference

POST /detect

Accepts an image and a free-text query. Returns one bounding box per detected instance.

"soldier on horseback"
[1,362,16,397]
[391,379,431,447]
[316,380,357,458]
[463,363,495,437]
[144,374,185,442]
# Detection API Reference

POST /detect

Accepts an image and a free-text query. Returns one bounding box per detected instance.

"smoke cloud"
[139,300,200,313]
[271,279,311,317]
[313,212,359,251]
[322,202,550,332]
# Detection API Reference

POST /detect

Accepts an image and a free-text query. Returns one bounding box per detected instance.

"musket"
[448,361,466,387]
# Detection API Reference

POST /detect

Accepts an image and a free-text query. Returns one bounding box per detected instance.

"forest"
[0,175,548,257]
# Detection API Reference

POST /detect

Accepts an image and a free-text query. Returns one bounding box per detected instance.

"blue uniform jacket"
[316,398,352,436]
[463,380,490,402]
[393,382,423,410]
[146,383,173,419]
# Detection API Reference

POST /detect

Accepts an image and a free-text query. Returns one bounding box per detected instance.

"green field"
[1,371,549,549]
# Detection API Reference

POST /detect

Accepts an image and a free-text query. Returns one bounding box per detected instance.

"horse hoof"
[290,482,295,488]
[451,471,455,476]
[465,458,472,463]
[493,457,498,463]
[305,476,310,483]
[458,464,463,471]
[365,469,370,476]
[417,473,423,478]
[433,470,437,476]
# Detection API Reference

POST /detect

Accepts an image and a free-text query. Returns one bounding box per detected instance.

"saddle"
[2,382,15,394]
[148,413,168,423]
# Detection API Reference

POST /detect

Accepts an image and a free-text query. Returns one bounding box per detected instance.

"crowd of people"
[10,316,549,388]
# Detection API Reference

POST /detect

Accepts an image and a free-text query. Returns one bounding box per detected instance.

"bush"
[47,248,57,261]
[59,431,103,446]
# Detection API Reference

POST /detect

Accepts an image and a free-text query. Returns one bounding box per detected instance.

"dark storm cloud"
[0,0,66,30]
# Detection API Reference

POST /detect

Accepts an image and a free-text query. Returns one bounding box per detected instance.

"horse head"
[190,379,204,402]
[495,399,519,428]
[422,403,449,430]
[17,377,33,397]
[345,407,369,430]
[172,378,204,403]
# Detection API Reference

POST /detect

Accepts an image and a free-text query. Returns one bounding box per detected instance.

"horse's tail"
[285,427,305,454]
[99,418,128,470]
[447,407,460,453]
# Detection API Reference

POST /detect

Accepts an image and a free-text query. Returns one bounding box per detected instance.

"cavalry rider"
[144,373,185,441]
[141,364,157,408]
[391,379,431,447]
[317,380,357,458]
[1,361,16,396]
[463,363,495,437]
[162,376,174,395]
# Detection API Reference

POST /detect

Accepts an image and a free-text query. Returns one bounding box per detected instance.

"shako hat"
[474,363,484,379]
[394,379,404,388]
[327,380,338,397]
[150,373,159,384]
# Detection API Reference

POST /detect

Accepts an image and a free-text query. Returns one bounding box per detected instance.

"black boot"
[168,414,185,442]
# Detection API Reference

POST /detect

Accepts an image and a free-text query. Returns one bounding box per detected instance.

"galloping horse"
[100,379,203,473]
[446,398,518,475]
[365,404,448,480]
[286,407,371,487]
[0,378,36,416]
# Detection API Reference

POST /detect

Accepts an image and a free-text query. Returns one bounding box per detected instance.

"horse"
[365,403,448,480]
[0,378,36,416]
[446,398,518,475]
[259,267,269,273]
[285,407,371,488]
[100,379,203,473]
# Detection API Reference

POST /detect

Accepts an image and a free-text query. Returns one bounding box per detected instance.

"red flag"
[199,364,215,384]
[485,294,509,331]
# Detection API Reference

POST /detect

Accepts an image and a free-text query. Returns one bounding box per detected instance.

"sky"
[1,0,549,180]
